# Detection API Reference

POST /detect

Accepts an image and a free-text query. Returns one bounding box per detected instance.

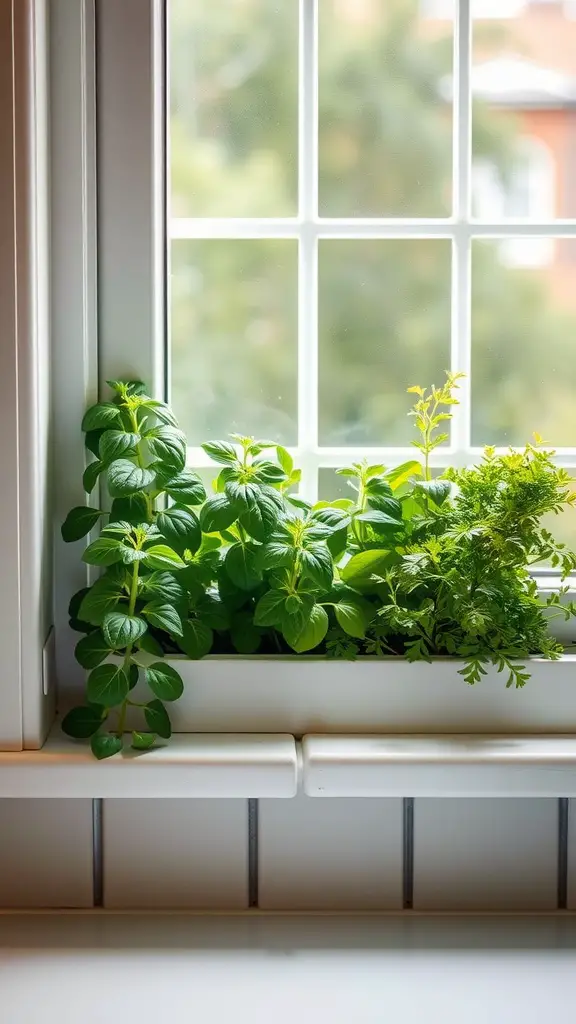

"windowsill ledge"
[3,729,576,799]
[0,727,298,799]
[303,735,576,798]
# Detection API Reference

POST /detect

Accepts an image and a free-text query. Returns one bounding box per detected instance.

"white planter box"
[140,654,576,735]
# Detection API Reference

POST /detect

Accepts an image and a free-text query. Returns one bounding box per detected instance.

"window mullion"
[97,0,165,400]
[450,0,472,462]
[297,0,319,501]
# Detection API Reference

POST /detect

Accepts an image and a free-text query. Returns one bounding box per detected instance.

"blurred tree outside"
[169,0,576,463]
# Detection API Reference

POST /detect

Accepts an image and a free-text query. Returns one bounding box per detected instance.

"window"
[165,0,576,507]
[473,138,555,265]
[1,0,575,746]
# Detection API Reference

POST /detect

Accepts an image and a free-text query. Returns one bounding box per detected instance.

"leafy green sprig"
[61,381,206,758]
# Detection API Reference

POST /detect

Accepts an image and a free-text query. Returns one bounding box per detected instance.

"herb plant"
[61,381,207,758]
[62,376,576,758]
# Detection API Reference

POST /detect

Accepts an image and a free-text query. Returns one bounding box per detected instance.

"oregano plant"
[61,381,206,758]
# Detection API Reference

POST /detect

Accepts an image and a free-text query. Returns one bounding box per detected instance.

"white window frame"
[0,0,52,750]
[46,0,576,722]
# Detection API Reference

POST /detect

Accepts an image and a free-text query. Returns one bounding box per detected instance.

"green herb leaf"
[91,733,123,759]
[276,446,293,476]
[61,506,103,543]
[334,598,370,639]
[131,731,156,750]
[201,440,239,465]
[260,540,296,570]
[252,461,287,484]
[158,469,207,505]
[144,662,184,702]
[82,537,126,566]
[142,601,183,636]
[140,571,185,604]
[200,494,238,533]
[225,480,261,516]
[385,460,423,490]
[157,505,201,554]
[340,549,399,589]
[110,494,150,526]
[286,603,329,653]
[102,611,147,649]
[83,460,105,494]
[310,506,352,533]
[299,544,334,590]
[81,402,121,432]
[87,664,130,707]
[144,699,172,738]
[69,587,91,622]
[75,630,112,670]
[140,398,179,426]
[225,543,262,590]
[99,430,140,463]
[178,618,213,659]
[355,509,403,530]
[85,429,107,458]
[414,479,451,506]
[144,544,186,570]
[145,425,187,471]
[254,589,288,627]
[107,460,155,497]
[78,577,122,626]
[240,491,280,542]
[61,705,103,739]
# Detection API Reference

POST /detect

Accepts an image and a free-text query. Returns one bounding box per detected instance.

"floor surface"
[1,912,576,1023]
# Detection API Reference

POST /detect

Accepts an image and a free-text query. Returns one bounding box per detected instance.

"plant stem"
[129,405,154,520]
[117,559,140,738]
[288,551,301,593]
[353,469,369,549]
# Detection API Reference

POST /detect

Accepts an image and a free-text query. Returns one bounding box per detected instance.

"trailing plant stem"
[117,559,140,738]
[129,406,153,520]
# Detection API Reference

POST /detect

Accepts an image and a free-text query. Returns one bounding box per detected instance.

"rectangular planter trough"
[132,654,576,736]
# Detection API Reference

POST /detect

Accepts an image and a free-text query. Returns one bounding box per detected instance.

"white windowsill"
[0,728,298,799]
[303,735,576,798]
[3,727,576,798]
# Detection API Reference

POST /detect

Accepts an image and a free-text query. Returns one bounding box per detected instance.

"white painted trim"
[97,0,165,396]
[185,444,576,469]
[0,0,25,750]
[50,0,98,714]
[5,727,576,798]
[0,0,53,750]
[0,730,298,798]
[303,735,576,797]
[171,219,576,239]
[116,655,576,735]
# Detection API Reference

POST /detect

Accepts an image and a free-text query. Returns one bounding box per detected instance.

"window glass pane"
[318,0,454,218]
[318,240,451,446]
[318,468,354,502]
[169,0,298,217]
[540,497,576,556]
[471,238,576,446]
[472,1,576,219]
[171,240,298,444]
